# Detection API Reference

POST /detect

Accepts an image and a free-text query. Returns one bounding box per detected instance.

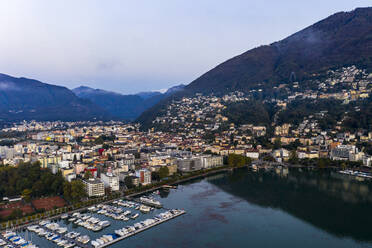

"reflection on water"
[159,189,170,198]
[18,168,372,248]
[209,167,372,242]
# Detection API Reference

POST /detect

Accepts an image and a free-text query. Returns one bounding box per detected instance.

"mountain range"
[0,72,184,122]
[1,7,372,124]
[136,7,372,126]
[72,84,185,120]
[0,73,111,121]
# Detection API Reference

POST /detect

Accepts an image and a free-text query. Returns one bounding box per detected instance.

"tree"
[94,136,104,144]
[227,154,251,167]
[8,209,23,220]
[341,162,347,170]
[63,182,72,201]
[158,167,169,179]
[151,172,160,182]
[263,154,276,162]
[317,158,327,169]
[70,180,86,202]
[124,176,134,189]
[84,170,92,180]
[288,150,299,164]
[274,138,282,149]
[21,189,32,203]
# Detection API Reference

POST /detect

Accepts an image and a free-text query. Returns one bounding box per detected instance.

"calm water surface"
[20,168,372,247]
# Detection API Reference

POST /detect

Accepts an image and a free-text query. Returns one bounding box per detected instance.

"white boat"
[68,217,76,222]
[139,205,151,213]
[91,240,100,248]
[76,235,90,244]
[99,220,111,227]
[130,213,139,219]
[139,196,162,208]
[61,214,68,219]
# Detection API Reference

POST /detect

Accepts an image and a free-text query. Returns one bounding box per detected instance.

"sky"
[0,1,370,94]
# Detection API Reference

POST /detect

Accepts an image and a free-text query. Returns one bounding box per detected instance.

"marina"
[3,192,185,248]
[1,230,39,248]
[3,168,371,248]
[92,209,185,248]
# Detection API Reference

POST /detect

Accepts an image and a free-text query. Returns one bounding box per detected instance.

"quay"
[97,210,186,248]
[126,167,232,198]
[338,170,372,179]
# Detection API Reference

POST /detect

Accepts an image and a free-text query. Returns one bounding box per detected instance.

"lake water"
[20,167,372,247]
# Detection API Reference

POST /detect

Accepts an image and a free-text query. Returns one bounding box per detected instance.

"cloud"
[0,82,20,91]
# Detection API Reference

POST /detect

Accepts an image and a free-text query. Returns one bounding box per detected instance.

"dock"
[127,197,163,209]
[97,210,186,248]
[338,170,372,179]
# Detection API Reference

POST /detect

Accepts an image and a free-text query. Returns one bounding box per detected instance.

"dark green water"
[21,168,372,247]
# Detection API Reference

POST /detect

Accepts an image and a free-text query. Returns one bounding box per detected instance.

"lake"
[20,167,372,247]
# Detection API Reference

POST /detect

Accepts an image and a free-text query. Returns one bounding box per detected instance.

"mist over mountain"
[136,91,163,100]
[0,74,111,121]
[137,7,372,127]
[184,7,372,94]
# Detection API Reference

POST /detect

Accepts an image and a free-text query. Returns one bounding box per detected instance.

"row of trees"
[288,156,363,168]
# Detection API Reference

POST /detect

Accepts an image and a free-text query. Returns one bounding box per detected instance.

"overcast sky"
[0,1,370,94]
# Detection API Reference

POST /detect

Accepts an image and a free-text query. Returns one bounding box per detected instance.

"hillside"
[137,7,372,127]
[186,7,372,93]
[0,74,111,121]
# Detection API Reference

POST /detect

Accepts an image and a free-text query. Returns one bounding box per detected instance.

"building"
[274,124,291,136]
[272,149,289,163]
[101,173,120,191]
[201,155,223,168]
[60,167,74,179]
[126,176,139,187]
[65,173,76,182]
[330,145,357,161]
[166,164,178,175]
[84,167,98,178]
[38,156,62,168]
[82,178,105,197]
[246,149,260,160]
[363,156,372,167]
[138,169,151,185]
[177,157,202,172]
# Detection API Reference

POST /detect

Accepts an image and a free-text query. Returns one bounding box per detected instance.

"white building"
[363,156,372,167]
[331,145,358,161]
[246,150,260,160]
[101,173,120,191]
[82,178,105,197]
[201,155,223,168]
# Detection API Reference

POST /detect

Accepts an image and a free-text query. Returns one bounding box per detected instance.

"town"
[0,67,370,228]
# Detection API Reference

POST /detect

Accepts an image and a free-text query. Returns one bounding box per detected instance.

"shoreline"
[4,166,234,231]
[125,166,234,198]
[3,163,352,230]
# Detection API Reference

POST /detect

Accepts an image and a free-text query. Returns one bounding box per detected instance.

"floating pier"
[96,209,186,248]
